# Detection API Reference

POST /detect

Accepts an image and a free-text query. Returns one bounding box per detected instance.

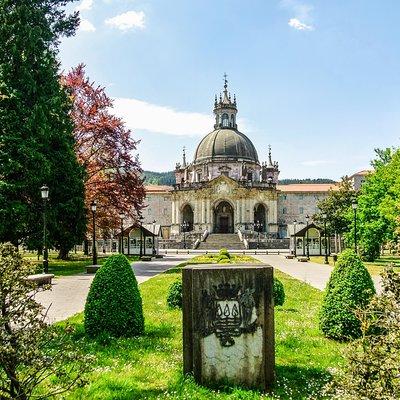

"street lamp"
[254,220,263,249]
[152,219,156,256]
[352,202,358,253]
[139,216,144,257]
[322,213,328,264]
[119,212,125,254]
[293,219,297,257]
[305,214,310,260]
[91,200,97,265]
[40,185,49,274]
[181,220,189,249]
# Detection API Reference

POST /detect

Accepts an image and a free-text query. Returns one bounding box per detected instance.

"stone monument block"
[183,264,274,391]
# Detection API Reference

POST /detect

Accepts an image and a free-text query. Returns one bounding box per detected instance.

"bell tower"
[213,74,238,130]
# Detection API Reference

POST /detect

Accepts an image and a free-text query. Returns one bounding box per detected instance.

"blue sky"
[60,0,400,179]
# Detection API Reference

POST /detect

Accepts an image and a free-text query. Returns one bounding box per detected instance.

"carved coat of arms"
[200,283,257,347]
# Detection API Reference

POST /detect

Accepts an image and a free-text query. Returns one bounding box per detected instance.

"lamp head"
[119,212,125,220]
[322,213,327,219]
[40,185,49,199]
[91,199,97,212]
[352,202,358,210]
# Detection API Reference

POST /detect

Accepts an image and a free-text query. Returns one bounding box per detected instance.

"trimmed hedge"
[319,249,375,341]
[167,280,182,309]
[273,278,285,306]
[84,254,144,338]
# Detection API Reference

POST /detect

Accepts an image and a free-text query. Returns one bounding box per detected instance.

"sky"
[60,0,400,180]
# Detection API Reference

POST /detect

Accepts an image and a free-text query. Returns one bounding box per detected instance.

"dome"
[194,128,259,164]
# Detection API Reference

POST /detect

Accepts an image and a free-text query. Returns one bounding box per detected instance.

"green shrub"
[219,248,230,258]
[84,254,144,338]
[217,254,230,262]
[273,278,285,306]
[319,249,375,341]
[218,258,231,264]
[167,280,182,309]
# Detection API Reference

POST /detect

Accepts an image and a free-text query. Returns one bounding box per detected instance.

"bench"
[86,265,101,274]
[27,273,54,286]
[297,256,308,262]
[140,256,152,262]
[285,254,295,259]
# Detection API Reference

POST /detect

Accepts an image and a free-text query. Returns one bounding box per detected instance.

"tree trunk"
[57,247,69,260]
[83,238,89,256]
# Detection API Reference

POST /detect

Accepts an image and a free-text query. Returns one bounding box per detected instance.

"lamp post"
[352,202,358,253]
[322,213,328,264]
[139,216,144,257]
[152,219,156,256]
[293,219,297,257]
[91,200,97,265]
[254,220,262,249]
[181,220,189,249]
[305,214,310,260]
[40,185,49,274]
[119,212,125,254]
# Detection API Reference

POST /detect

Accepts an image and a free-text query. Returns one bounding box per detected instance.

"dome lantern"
[213,73,238,130]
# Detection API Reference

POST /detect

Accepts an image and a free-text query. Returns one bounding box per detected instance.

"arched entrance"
[214,201,234,233]
[182,204,194,231]
[254,204,267,232]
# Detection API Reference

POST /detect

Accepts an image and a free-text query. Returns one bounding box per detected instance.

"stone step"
[198,233,245,250]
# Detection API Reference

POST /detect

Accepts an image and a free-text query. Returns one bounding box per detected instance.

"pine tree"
[0,0,86,258]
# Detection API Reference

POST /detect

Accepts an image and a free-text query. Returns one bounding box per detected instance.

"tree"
[0,243,91,399]
[325,266,400,399]
[0,0,86,258]
[355,148,400,261]
[314,176,357,251]
[62,65,145,235]
[84,254,144,338]
[319,249,375,341]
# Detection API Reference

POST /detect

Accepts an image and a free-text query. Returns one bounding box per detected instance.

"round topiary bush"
[319,249,375,341]
[167,280,182,309]
[218,258,231,264]
[273,278,285,306]
[84,254,144,338]
[219,248,230,258]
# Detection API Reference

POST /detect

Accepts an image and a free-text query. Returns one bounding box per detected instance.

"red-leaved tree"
[62,64,145,239]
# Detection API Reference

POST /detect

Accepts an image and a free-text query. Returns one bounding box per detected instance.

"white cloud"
[113,98,213,136]
[281,0,315,31]
[79,18,96,32]
[105,11,145,31]
[288,18,314,31]
[76,0,94,12]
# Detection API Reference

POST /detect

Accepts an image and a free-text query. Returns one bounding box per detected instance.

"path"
[34,255,192,324]
[255,254,382,293]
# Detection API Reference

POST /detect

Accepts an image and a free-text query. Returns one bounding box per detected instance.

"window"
[299,195,304,200]
[163,208,167,215]
[299,207,304,214]
[282,207,287,214]
[222,113,229,127]
[282,194,287,200]
[247,172,253,181]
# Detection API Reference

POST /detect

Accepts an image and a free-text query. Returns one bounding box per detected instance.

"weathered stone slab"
[27,273,54,286]
[183,263,274,391]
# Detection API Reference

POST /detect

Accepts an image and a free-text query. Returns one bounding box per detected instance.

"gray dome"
[194,128,259,164]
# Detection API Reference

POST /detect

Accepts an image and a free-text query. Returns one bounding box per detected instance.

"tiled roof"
[144,185,173,193]
[277,183,338,193]
[350,170,372,178]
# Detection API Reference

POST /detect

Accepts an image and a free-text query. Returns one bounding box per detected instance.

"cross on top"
[223,73,228,89]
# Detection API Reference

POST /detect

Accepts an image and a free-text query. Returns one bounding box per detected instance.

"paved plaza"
[255,254,382,293]
[34,254,192,323]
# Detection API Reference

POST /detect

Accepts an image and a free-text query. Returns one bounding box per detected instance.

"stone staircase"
[197,233,245,250]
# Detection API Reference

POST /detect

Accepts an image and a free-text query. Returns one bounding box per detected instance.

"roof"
[145,185,172,194]
[350,170,372,178]
[293,222,322,237]
[194,128,259,164]
[278,184,338,193]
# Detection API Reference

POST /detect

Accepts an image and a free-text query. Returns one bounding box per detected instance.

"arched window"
[222,113,229,127]
[231,114,235,126]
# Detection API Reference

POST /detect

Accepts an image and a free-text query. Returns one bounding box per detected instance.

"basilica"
[171,78,281,236]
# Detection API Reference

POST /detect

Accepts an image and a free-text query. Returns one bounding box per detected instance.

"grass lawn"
[60,261,344,399]
[310,254,400,276]
[23,252,140,277]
